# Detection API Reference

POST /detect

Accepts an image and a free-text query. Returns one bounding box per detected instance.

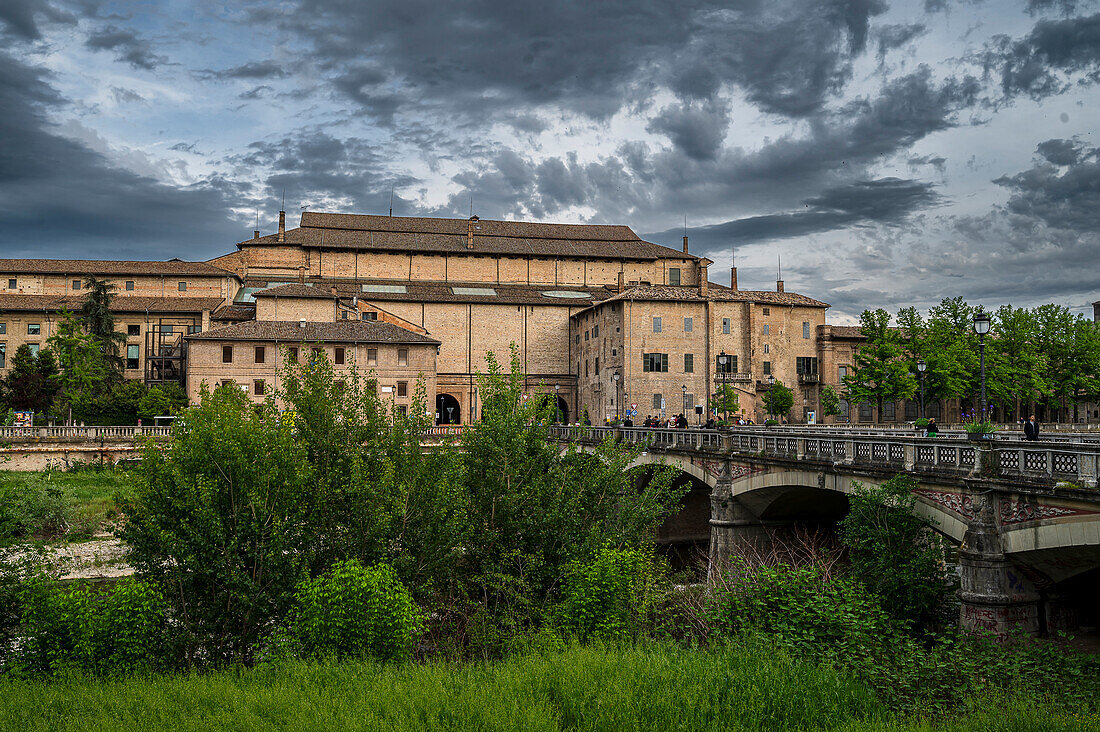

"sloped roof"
[238,213,693,261]
[0,259,233,277]
[571,285,829,312]
[186,319,439,345]
[211,302,256,322]
[0,294,223,313]
[252,283,334,299]
[241,279,619,306]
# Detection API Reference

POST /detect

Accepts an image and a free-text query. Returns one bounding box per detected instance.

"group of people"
[640,414,690,428]
[919,414,1041,439]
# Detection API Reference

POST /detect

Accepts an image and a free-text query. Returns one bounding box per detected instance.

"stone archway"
[555,396,570,424]
[436,393,462,424]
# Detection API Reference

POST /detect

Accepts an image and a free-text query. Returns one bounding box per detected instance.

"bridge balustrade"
[0,425,172,440]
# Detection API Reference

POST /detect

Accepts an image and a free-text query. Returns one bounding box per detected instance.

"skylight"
[451,287,497,296]
[361,284,407,294]
[542,290,592,299]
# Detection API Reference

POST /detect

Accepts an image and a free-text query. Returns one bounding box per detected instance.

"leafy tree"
[762,379,794,419]
[839,475,956,632]
[713,383,740,419]
[120,384,316,666]
[843,309,916,419]
[988,306,1048,421]
[819,384,841,419]
[80,277,126,375]
[137,384,188,421]
[0,345,60,418]
[47,309,109,424]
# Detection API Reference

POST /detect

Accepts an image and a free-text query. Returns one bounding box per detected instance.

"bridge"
[550,425,1100,638]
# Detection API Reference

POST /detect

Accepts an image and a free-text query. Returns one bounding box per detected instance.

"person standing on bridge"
[1024,414,1040,441]
[926,418,938,436]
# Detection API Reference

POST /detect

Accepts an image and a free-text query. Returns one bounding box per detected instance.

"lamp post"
[972,309,991,419]
[916,358,927,420]
[554,383,561,423]
[681,383,687,424]
[612,373,620,421]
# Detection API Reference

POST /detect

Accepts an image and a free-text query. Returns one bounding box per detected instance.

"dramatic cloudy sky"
[2,0,1099,321]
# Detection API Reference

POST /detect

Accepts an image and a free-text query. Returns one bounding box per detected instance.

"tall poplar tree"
[843,309,917,419]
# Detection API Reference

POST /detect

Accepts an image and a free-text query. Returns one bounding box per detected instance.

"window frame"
[27,323,40,335]
[684,353,693,373]
[334,346,345,365]
[178,281,187,292]
[222,345,233,363]
[254,345,266,364]
[668,267,681,286]
[652,316,662,333]
[397,348,408,367]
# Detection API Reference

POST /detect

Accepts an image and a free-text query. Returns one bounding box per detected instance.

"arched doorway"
[555,396,570,424]
[436,394,461,424]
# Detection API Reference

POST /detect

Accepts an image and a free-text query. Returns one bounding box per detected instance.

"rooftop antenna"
[389,185,394,217]
[281,188,285,210]
[469,195,473,218]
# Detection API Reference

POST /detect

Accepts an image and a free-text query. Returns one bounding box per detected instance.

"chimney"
[699,263,709,297]
[776,255,783,293]
[682,235,689,254]
[298,319,306,329]
[777,279,784,293]
[617,271,624,293]
[278,210,286,243]
[297,266,305,284]
[467,215,479,250]
[253,230,260,240]
[730,266,738,291]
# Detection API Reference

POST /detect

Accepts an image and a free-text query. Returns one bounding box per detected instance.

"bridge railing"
[548,426,1100,489]
[0,425,173,440]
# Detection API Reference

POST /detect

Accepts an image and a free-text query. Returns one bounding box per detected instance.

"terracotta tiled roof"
[252,284,335,299]
[574,284,829,312]
[819,324,864,339]
[238,213,693,261]
[0,294,223,313]
[212,302,256,322]
[240,279,618,306]
[186,319,439,345]
[0,259,234,277]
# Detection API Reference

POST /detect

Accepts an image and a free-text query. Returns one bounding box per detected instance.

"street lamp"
[916,358,927,420]
[612,372,620,421]
[681,383,687,424]
[554,383,561,423]
[972,310,991,418]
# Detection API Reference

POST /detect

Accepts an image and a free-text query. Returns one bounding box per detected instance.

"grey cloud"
[646,100,730,161]
[0,51,246,259]
[0,0,73,41]
[994,141,1100,232]
[239,85,273,100]
[169,142,201,154]
[85,25,164,70]
[212,60,289,80]
[875,23,927,60]
[908,153,947,173]
[985,13,1100,100]
[1036,137,1081,165]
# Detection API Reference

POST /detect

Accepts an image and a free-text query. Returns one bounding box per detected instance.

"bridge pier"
[708,468,768,580]
[958,494,1042,637]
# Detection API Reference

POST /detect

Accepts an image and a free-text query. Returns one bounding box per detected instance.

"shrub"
[17,579,167,677]
[292,560,423,662]
[555,545,664,641]
[764,418,779,426]
[0,476,74,540]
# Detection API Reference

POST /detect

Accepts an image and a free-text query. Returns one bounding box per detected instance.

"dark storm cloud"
[646,100,730,161]
[645,178,941,252]
[0,0,73,41]
[206,60,289,80]
[994,140,1100,231]
[0,51,245,259]
[1036,137,1081,165]
[984,12,1100,100]
[84,25,164,70]
[875,23,927,60]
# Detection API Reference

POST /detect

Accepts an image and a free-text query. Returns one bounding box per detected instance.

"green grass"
[0,643,1094,731]
[0,469,133,541]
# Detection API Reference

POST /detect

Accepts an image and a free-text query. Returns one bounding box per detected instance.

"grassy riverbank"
[0,469,131,541]
[1,643,1095,732]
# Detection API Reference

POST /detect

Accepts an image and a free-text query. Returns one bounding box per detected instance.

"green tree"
[120,384,316,666]
[47,309,109,424]
[839,475,956,632]
[0,345,59,417]
[713,383,740,419]
[843,309,916,419]
[988,306,1049,420]
[762,379,794,419]
[80,277,126,375]
[137,384,188,421]
[819,384,841,419]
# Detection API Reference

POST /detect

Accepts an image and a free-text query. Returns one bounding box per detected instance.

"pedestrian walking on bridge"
[1024,414,1040,441]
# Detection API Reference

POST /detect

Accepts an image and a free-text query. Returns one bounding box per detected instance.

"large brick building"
[1,211,844,423]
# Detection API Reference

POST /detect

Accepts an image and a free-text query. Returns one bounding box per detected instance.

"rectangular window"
[839,400,849,418]
[684,353,693,373]
[311,347,324,363]
[0,324,5,334]
[28,344,39,356]
[803,322,810,339]
[762,307,770,316]
[367,348,377,366]
[839,365,847,380]
[585,360,589,377]
[255,346,265,363]
[722,318,730,334]
[361,311,377,321]
[575,334,580,344]
[222,345,233,363]
[254,379,265,396]
[763,361,772,376]
[669,267,681,286]
[288,346,299,362]
[652,317,662,333]
[642,353,669,372]
[178,281,187,292]
[126,344,139,370]
[397,348,408,366]
[763,343,769,354]
[0,343,6,369]
[7,279,15,289]
[595,357,599,373]
[585,330,589,341]
[397,381,408,397]
[126,280,135,291]
[127,324,140,336]
[332,347,344,365]
[398,405,408,416]
[592,325,599,338]
[763,324,770,335]
[342,311,349,320]
[859,402,874,421]
[72,279,81,290]
[796,357,819,374]
[27,323,40,335]
[653,393,663,410]
[162,325,175,334]
[716,355,738,373]
[883,402,896,420]
[189,325,201,335]
[683,317,692,332]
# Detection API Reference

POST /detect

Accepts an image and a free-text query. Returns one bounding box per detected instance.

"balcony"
[714,372,752,384]
[798,373,820,384]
